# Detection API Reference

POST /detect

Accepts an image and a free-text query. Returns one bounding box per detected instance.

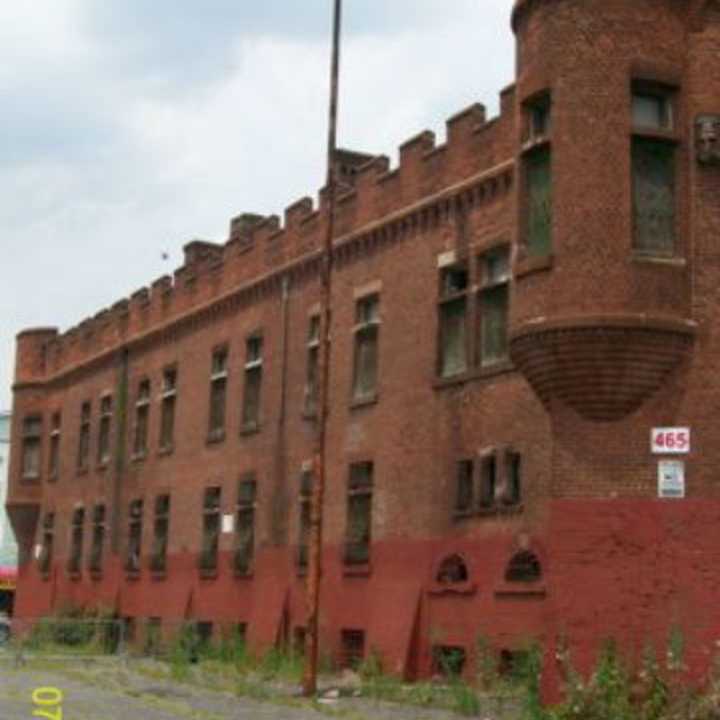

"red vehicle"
[0,565,16,643]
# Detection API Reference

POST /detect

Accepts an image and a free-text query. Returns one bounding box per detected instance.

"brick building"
[7,0,720,693]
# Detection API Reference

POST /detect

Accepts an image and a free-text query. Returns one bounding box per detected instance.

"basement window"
[132,380,150,458]
[438,264,469,378]
[88,504,106,574]
[21,415,42,480]
[432,646,467,678]
[241,335,263,430]
[208,347,228,442]
[67,507,85,576]
[125,499,143,574]
[200,487,221,572]
[97,395,113,467]
[352,295,380,401]
[505,551,542,583]
[234,475,256,575]
[159,366,177,452]
[344,462,373,566]
[48,411,61,481]
[436,555,469,585]
[38,511,55,576]
[339,629,365,669]
[151,494,171,573]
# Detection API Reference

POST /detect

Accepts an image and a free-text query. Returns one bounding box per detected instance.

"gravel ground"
[0,657,521,720]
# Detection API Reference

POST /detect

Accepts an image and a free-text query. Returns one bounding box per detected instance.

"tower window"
[21,415,42,480]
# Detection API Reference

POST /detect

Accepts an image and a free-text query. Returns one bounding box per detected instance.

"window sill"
[239,423,261,437]
[301,410,318,422]
[158,445,174,457]
[515,252,554,279]
[631,127,679,144]
[150,570,167,581]
[130,452,147,463]
[206,430,226,445]
[96,462,109,473]
[233,569,254,580]
[89,570,103,582]
[520,136,551,155]
[76,467,89,477]
[349,394,378,410]
[494,582,546,598]
[343,563,372,577]
[632,253,686,267]
[199,568,219,580]
[435,362,515,392]
[125,569,141,581]
[428,581,477,597]
[67,570,81,582]
[454,503,524,521]
[40,571,51,582]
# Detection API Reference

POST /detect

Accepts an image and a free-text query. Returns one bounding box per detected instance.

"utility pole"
[303,0,342,698]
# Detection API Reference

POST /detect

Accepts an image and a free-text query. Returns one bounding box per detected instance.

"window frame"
[200,487,222,573]
[21,414,43,481]
[159,366,178,454]
[48,411,61,481]
[132,380,151,459]
[351,294,380,403]
[208,346,229,442]
[77,401,92,473]
[344,462,374,566]
[151,494,171,574]
[241,334,263,432]
[97,394,113,468]
[234,475,257,576]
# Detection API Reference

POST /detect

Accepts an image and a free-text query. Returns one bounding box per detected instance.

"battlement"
[17,85,517,385]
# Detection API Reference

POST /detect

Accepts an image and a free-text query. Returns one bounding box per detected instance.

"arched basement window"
[505,551,542,583]
[436,554,469,585]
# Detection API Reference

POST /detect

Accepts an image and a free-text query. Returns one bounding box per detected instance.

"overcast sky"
[1,0,514,410]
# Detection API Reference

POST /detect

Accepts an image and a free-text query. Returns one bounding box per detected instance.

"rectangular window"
[48,412,61,481]
[241,336,263,429]
[525,145,552,257]
[298,469,313,568]
[455,449,523,519]
[352,295,380,401]
[21,415,42,480]
[632,137,675,255]
[159,367,177,452]
[67,507,85,575]
[151,494,171,573]
[455,460,474,514]
[208,347,228,441]
[133,381,150,458]
[345,462,373,565]
[200,487,221,572]
[234,476,256,575]
[479,454,497,508]
[97,395,113,467]
[478,248,510,366]
[89,504,106,573]
[304,316,321,416]
[77,401,91,472]
[438,264,469,378]
[632,91,673,131]
[525,92,551,142]
[38,512,55,575]
[339,629,366,670]
[505,451,522,506]
[125,499,143,573]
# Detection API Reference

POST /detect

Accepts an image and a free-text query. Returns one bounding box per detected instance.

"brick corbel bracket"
[509,314,696,422]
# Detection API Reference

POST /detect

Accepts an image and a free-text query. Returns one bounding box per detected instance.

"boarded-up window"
[632,138,675,255]
[67,507,85,575]
[21,415,42,480]
[352,295,380,400]
[77,402,91,471]
[160,367,177,451]
[234,476,256,575]
[151,495,171,572]
[200,487,221,571]
[438,265,468,378]
[345,462,373,565]
[133,381,150,457]
[525,146,552,257]
[125,499,143,573]
[97,395,113,466]
[242,336,263,429]
[48,412,61,481]
[89,504,106,573]
[208,348,228,441]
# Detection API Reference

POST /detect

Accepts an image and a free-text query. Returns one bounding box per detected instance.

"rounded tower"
[509,0,695,422]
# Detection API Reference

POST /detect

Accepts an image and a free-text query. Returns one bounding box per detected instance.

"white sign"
[651,427,690,454]
[221,514,234,534]
[658,460,685,498]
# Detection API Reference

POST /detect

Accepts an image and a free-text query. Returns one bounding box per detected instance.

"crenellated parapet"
[16,87,516,385]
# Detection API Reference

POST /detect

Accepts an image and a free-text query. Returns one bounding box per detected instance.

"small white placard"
[651,427,690,455]
[34,544,42,559]
[658,460,685,498]
[222,514,234,534]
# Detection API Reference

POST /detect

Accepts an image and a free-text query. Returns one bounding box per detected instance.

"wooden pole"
[303,0,342,698]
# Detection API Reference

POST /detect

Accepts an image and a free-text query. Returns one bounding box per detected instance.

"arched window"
[436,554,469,585]
[505,551,542,583]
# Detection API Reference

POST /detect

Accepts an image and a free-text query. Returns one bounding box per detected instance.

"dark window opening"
[67,507,85,575]
[436,554,469,585]
[89,504,106,573]
[77,402,91,472]
[97,395,113,466]
[133,381,150,458]
[505,551,542,583]
[298,470,313,568]
[505,452,522,506]
[526,93,551,141]
[200,487,221,571]
[304,316,320,415]
[151,494,171,573]
[48,412,61,481]
[499,649,531,682]
[293,626,307,657]
[144,617,162,656]
[455,460,474,514]
[21,415,42,480]
[438,265,468,379]
[479,455,497,508]
[478,248,510,366]
[432,646,467,678]
[234,477,256,575]
[632,88,673,131]
[345,462,373,565]
[352,295,380,400]
[160,367,177,452]
[340,629,365,669]
[125,499,143,573]
[209,347,228,441]
[196,621,214,649]
[242,336,263,429]
[525,145,552,257]
[38,512,55,575]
